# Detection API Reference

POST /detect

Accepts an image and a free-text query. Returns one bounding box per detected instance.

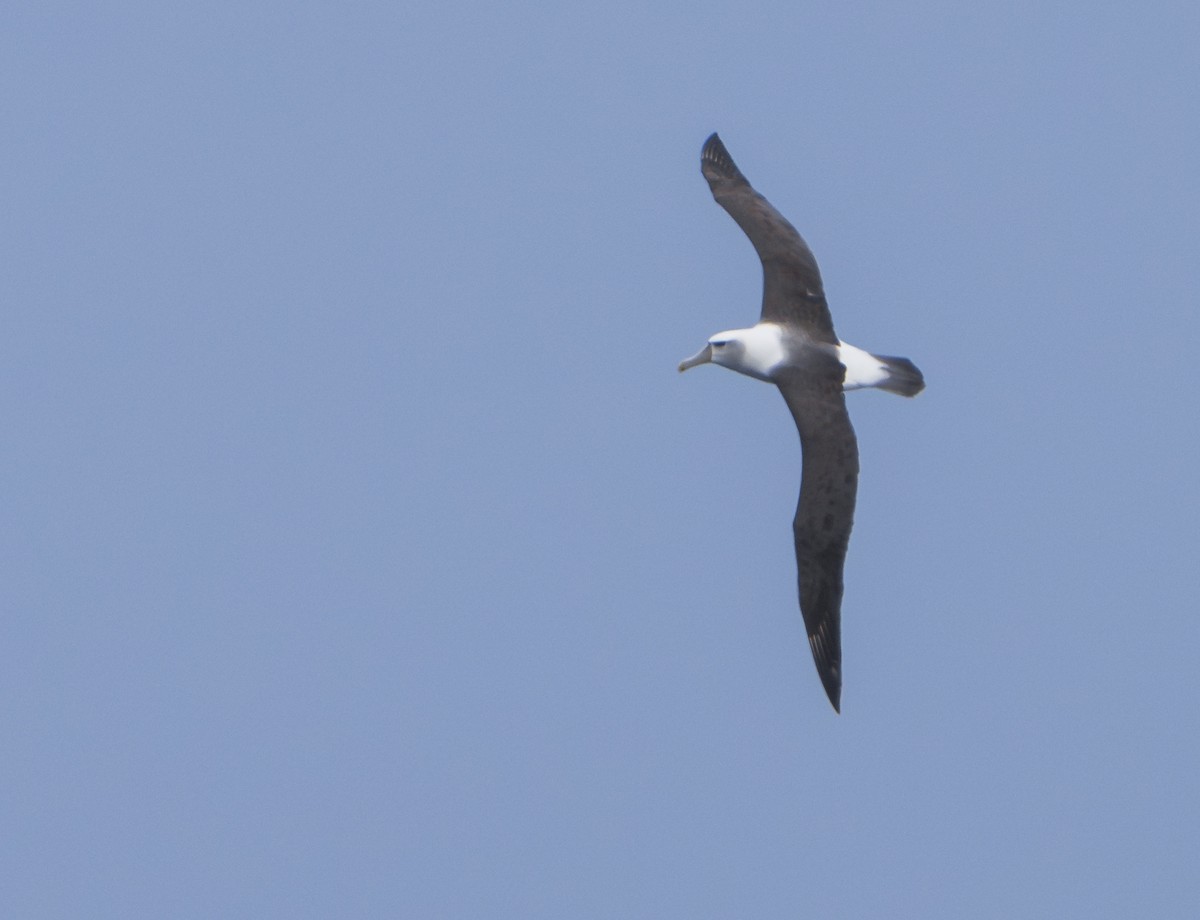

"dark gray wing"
[700,133,837,343]
[775,361,859,713]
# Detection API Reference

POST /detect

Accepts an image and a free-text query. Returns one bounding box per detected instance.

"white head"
[677,322,787,382]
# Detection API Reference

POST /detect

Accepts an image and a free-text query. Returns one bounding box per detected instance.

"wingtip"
[822,677,842,713]
[700,132,727,157]
[809,625,843,714]
[700,132,740,182]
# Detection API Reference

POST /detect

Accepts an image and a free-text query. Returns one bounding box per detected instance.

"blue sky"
[4,2,1199,917]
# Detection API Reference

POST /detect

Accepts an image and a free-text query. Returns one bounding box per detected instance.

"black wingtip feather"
[700,132,744,183]
[827,682,842,713]
[808,622,844,713]
[819,662,842,713]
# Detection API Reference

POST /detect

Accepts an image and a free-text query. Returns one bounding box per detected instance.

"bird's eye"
[712,341,726,349]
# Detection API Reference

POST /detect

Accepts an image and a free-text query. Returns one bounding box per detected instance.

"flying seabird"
[679,133,924,712]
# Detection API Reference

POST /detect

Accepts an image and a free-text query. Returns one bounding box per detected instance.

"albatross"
[679,133,924,712]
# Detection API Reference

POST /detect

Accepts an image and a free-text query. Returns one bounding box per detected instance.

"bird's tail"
[873,354,925,397]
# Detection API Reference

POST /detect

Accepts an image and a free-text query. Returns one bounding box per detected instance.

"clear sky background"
[4,2,1199,917]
